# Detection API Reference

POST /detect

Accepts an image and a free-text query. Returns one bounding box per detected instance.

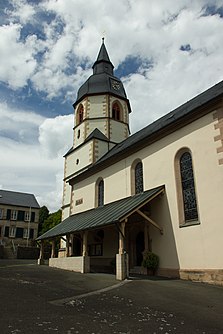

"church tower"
[62,39,131,220]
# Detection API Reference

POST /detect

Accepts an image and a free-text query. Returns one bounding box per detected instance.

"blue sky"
[0,0,223,211]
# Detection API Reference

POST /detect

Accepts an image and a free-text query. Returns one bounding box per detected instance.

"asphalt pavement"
[0,260,223,334]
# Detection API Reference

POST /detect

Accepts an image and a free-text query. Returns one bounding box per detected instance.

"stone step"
[130,266,147,275]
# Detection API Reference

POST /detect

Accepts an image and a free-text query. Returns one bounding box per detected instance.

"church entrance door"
[136,231,144,266]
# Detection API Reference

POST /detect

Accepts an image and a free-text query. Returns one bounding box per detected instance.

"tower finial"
[102,36,105,44]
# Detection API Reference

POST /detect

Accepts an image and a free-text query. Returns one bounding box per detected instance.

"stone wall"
[180,269,223,286]
[49,256,90,273]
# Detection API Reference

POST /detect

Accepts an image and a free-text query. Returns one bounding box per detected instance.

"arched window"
[131,160,144,195]
[135,161,144,194]
[175,149,199,225]
[77,104,84,125]
[112,102,122,121]
[96,178,104,207]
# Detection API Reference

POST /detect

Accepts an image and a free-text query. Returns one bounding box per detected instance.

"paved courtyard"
[0,260,223,334]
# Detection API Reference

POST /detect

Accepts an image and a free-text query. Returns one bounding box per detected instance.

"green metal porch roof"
[37,185,164,241]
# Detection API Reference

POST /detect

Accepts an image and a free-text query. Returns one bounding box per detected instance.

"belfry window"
[77,105,84,125]
[180,152,198,221]
[112,102,121,121]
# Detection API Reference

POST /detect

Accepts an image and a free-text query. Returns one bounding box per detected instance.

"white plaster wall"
[71,179,95,214]
[65,142,92,178]
[73,122,85,148]
[88,95,106,117]
[62,182,71,206]
[70,111,223,270]
[110,119,128,142]
[87,119,107,138]
[96,140,109,161]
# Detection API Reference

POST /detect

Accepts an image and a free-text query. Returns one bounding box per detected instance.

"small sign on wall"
[75,198,83,206]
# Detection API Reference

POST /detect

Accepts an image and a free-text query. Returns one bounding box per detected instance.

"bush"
[142,251,159,275]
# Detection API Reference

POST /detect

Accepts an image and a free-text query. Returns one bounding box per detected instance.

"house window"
[112,102,122,121]
[98,179,104,207]
[135,161,144,194]
[88,243,103,256]
[77,104,84,125]
[24,211,30,221]
[9,226,16,238]
[175,149,199,226]
[23,228,29,239]
[0,208,3,219]
[11,210,18,220]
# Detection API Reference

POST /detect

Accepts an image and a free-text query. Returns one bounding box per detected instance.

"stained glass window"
[135,162,144,194]
[180,152,198,221]
[98,180,104,207]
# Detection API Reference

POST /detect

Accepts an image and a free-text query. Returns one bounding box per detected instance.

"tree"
[38,206,49,235]
[38,209,62,258]
[40,209,62,235]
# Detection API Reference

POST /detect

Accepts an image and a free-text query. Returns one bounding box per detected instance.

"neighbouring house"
[37,39,223,285]
[0,189,40,257]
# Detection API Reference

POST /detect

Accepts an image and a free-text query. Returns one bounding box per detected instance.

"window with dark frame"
[88,243,103,256]
[135,161,144,194]
[180,152,198,221]
[11,210,18,220]
[98,179,104,207]
[112,103,121,121]
[78,105,84,124]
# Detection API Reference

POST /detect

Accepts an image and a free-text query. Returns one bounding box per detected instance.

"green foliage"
[39,206,49,225]
[38,206,49,234]
[142,251,159,274]
[39,209,62,235]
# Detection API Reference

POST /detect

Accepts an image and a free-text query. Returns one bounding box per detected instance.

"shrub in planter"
[142,251,159,275]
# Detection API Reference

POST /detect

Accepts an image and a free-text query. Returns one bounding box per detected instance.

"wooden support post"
[51,240,56,258]
[82,231,88,256]
[144,222,149,253]
[38,240,45,265]
[66,234,70,257]
[116,220,129,280]
[119,222,126,254]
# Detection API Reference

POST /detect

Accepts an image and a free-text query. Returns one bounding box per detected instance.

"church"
[37,40,223,285]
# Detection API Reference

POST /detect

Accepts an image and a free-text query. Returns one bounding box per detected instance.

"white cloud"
[8,0,36,24]
[0,102,44,143]
[39,114,73,158]
[0,104,73,212]
[0,23,37,89]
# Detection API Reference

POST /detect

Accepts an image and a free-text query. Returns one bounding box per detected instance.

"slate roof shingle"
[0,190,40,209]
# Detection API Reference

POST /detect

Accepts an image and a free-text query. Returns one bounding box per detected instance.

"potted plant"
[142,251,159,275]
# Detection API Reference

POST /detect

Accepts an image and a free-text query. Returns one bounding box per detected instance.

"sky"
[0,0,223,212]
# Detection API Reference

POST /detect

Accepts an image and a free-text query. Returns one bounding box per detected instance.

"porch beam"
[136,210,163,234]
[120,188,164,223]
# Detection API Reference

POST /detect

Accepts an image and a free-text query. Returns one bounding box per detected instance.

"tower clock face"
[111,80,121,90]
